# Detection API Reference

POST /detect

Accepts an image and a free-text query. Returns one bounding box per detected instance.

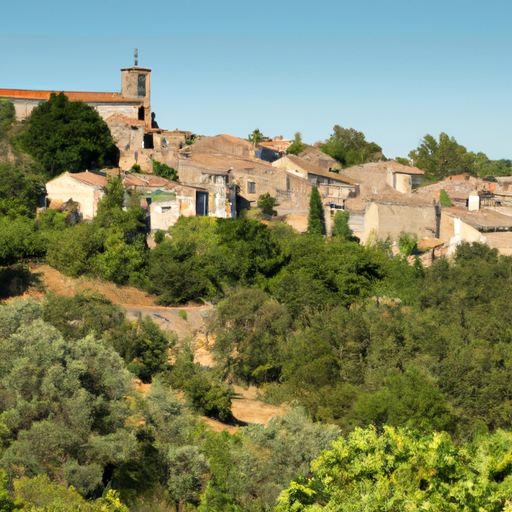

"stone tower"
[121,67,152,129]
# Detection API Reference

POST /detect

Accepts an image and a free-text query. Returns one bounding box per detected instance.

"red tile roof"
[105,114,146,125]
[70,172,107,188]
[122,173,174,189]
[284,155,358,185]
[386,161,425,175]
[0,88,141,104]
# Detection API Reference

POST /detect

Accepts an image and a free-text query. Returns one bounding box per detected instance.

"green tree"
[332,210,353,239]
[13,475,128,511]
[398,231,418,256]
[167,345,234,421]
[307,186,324,235]
[152,160,179,181]
[0,470,17,512]
[0,99,16,138]
[439,188,453,206]
[257,192,278,217]
[45,222,100,277]
[90,176,149,285]
[276,426,512,512]
[17,92,118,177]
[167,446,208,512]
[148,239,219,305]
[0,163,40,218]
[286,132,308,155]
[0,216,46,267]
[41,290,125,341]
[408,132,477,180]
[320,125,384,167]
[247,128,266,146]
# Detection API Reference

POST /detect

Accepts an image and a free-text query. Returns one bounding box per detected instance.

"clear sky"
[2,0,511,160]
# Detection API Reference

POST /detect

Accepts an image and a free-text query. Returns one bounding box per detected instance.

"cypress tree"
[307,186,325,235]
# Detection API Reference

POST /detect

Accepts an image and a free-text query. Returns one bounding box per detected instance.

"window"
[286,176,291,192]
[137,74,146,97]
[248,181,256,194]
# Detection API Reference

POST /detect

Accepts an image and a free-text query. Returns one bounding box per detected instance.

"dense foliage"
[152,160,179,181]
[17,92,118,177]
[286,132,308,155]
[409,132,511,180]
[320,125,384,167]
[0,299,346,510]
[46,176,149,286]
[277,426,512,511]
[257,193,278,217]
[5,102,512,509]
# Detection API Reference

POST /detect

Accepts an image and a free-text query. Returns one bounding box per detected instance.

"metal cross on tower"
[134,48,138,67]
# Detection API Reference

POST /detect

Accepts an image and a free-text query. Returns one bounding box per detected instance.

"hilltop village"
[5,64,512,511]
[4,65,512,260]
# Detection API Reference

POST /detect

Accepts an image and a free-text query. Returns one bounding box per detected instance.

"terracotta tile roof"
[182,153,275,171]
[258,139,293,151]
[283,155,358,185]
[0,88,141,104]
[385,161,425,175]
[217,134,253,148]
[443,206,512,230]
[184,134,253,155]
[105,114,146,125]
[122,173,174,189]
[298,146,338,164]
[69,172,107,188]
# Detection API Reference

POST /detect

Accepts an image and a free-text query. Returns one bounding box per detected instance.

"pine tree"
[332,210,353,239]
[307,186,324,235]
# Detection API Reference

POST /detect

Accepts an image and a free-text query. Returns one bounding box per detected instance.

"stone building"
[45,170,223,230]
[440,206,512,256]
[2,66,152,128]
[0,66,188,172]
[45,172,107,220]
[385,161,425,193]
[177,135,360,217]
[297,147,340,171]
[363,201,438,244]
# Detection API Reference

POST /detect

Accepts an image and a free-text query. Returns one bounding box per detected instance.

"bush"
[154,230,166,244]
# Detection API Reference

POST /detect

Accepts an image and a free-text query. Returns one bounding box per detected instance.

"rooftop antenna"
[134,48,138,67]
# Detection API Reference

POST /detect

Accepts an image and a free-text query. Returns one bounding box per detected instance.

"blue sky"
[2,0,511,160]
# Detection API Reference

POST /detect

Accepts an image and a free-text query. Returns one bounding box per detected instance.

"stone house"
[363,201,438,244]
[272,154,358,206]
[418,174,485,207]
[45,172,107,220]
[385,161,425,193]
[257,137,293,153]
[144,183,210,231]
[45,170,225,229]
[297,147,339,170]
[440,206,512,256]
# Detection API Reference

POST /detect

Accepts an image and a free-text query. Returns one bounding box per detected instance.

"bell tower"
[121,51,151,129]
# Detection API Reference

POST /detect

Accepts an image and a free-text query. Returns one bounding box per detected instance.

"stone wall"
[386,169,413,193]
[364,202,437,243]
[12,99,42,121]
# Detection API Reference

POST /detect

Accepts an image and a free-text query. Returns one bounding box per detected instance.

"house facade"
[45,172,106,220]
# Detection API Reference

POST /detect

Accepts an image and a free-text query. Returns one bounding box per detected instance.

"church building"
[0,66,188,171]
